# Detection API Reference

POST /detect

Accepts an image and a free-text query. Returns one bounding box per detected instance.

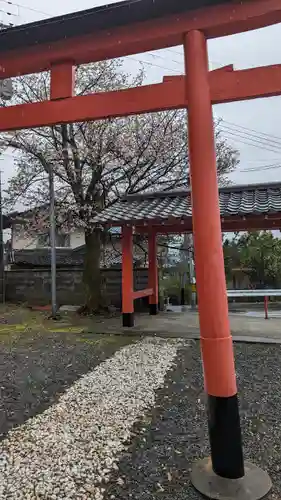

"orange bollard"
[264,295,269,320]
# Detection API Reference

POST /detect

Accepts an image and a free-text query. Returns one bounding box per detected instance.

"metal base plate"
[191,458,272,500]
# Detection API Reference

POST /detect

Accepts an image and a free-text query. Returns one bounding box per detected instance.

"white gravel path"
[0,337,182,500]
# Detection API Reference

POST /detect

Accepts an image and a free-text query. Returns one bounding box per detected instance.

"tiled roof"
[11,245,143,269]
[72,245,143,269]
[93,182,281,226]
[12,248,84,268]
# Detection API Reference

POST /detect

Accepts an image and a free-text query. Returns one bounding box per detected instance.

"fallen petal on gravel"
[0,337,182,499]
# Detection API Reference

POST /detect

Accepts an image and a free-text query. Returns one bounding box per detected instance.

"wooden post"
[50,62,75,100]
[184,29,244,480]
[122,225,134,327]
[148,230,158,315]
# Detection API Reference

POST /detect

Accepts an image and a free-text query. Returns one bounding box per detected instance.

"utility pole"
[0,170,4,303]
[188,237,196,309]
[181,232,196,309]
[0,47,13,304]
[49,166,57,319]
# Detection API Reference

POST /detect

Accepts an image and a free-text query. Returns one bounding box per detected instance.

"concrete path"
[86,311,281,343]
[137,312,281,340]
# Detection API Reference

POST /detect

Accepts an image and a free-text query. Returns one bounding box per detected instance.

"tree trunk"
[81,229,104,314]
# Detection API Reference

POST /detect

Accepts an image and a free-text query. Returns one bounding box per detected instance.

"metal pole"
[180,272,185,306]
[0,170,4,303]
[49,166,57,318]
[188,236,196,309]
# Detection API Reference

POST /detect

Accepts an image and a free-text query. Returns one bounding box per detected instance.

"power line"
[221,119,281,143]
[164,48,183,60]
[220,127,281,155]
[242,158,281,163]
[223,133,281,156]
[145,51,183,67]
[218,120,281,164]
[221,121,281,149]
[128,56,182,74]
[221,132,281,154]
[239,162,281,173]
[0,0,54,17]
[0,8,15,18]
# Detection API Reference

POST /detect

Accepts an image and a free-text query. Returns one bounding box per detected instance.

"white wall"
[12,228,37,250]
[12,226,85,250]
[70,230,85,248]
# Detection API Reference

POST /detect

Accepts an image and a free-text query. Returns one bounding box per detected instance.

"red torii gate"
[0,0,278,497]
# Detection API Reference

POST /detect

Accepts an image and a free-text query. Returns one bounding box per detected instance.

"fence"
[4,267,149,308]
[227,289,281,319]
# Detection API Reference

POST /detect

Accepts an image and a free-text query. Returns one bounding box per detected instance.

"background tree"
[224,231,281,288]
[238,231,281,288]
[223,234,241,283]
[1,59,239,312]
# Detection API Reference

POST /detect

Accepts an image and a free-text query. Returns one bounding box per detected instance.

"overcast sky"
[1,0,281,191]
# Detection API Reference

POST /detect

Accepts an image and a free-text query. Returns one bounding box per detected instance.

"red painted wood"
[134,214,281,234]
[148,231,158,306]
[0,0,280,79]
[132,288,153,300]
[184,30,236,397]
[1,64,281,130]
[122,226,134,314]
[0,80,181,131]
[50,63,75,100]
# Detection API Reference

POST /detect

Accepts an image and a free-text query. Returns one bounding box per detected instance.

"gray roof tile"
[93,182,281,225]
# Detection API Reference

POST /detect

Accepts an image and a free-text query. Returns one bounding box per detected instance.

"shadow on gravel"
[105,341,281,500]
[0,331,135,439]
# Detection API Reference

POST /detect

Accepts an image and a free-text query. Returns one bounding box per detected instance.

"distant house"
[3,205,168,269]
[4,204,84,250]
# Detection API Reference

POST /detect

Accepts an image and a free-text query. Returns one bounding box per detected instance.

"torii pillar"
[184,30,271,499]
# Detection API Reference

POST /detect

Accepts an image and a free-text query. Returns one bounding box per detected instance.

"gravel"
[104,341,281,500]
[0,337,183,499]
[0,331,132,439]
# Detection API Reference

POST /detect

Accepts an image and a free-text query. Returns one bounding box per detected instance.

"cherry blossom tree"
[1,59,239,312]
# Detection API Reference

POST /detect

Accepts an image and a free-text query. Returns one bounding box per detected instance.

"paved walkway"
[1,304,280,343]
[86,311,281,343]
